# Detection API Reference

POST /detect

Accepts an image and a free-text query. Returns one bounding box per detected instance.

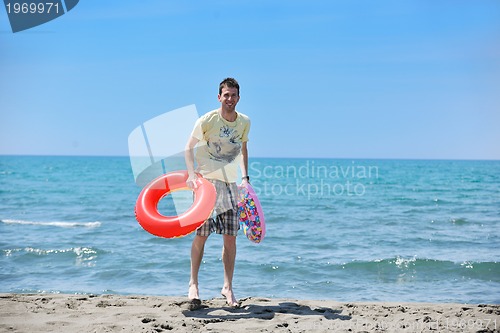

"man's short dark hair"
[219,78,240,96]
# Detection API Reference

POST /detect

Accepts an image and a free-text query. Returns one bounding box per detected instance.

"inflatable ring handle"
[135,170,216,238]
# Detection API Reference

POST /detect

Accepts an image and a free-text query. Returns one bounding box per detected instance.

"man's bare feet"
[188,284,202,311]
[188,283,199,300]
[221,287,239,308]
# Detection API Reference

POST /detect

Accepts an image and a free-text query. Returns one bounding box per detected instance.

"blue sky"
[1,0,499,159]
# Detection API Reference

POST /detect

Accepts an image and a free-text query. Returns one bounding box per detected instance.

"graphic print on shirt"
[206,125,241,163]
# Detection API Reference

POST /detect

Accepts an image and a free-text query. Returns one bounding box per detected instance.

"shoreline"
[1,293,498,332]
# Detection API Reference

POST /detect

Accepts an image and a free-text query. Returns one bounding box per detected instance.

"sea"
[1,155,499,304]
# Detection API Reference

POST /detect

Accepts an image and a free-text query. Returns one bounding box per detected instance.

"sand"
[0,293,498,333]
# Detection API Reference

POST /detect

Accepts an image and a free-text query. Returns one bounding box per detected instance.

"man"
[184,78,251,309]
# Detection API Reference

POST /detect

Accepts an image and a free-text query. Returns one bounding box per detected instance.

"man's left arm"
[240,141,249,184]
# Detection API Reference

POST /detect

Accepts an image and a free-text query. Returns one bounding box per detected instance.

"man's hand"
[186,173,199,190]
[240,176,250,186]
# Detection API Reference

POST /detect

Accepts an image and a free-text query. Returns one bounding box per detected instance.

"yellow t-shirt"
[191,109,250,182]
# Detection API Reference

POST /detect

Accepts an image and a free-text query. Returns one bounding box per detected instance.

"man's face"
[218,86,240,112]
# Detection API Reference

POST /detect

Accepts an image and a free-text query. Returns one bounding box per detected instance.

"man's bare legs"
[189,234,238,307]
[189,235,208,300]
[221,234,238,307]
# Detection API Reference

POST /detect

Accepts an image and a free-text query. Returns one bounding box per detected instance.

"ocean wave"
[3,246,97,256]
[2,246,100,267]
[339,256,498,269]
[337,257,499,281]
[1,219,101,228]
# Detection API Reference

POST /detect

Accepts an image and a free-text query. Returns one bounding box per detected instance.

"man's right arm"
[185,136,200,189]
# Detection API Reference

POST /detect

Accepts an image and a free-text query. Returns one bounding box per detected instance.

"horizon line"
[0,153,499,162]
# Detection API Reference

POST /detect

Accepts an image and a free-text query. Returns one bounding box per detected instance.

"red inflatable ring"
[135,170,216,238]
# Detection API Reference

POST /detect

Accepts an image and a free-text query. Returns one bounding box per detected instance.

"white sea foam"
[1,219,101,228]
